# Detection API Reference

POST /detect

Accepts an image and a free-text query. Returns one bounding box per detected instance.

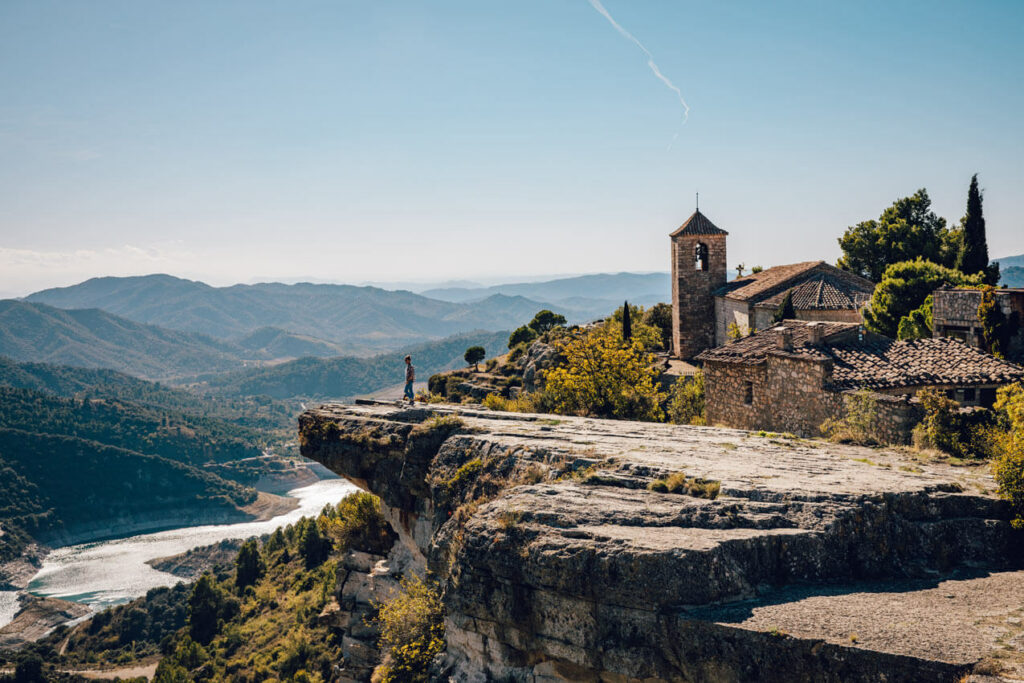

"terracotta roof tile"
[670,210,729,238]
[697,321,1024,390]
[755,274,873,311]
[717,261,874,304]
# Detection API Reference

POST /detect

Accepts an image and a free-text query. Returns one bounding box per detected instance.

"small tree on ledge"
[464,346,486,371]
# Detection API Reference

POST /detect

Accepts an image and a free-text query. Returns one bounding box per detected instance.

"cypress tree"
[773,290,796,323]
[622,301,632,342]
[956,174,999,284]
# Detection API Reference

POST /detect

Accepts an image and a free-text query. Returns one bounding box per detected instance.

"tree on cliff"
[507,325,537,349]
[955,174,999,285]
[837,189,960,281]
[188,574,227,645]
[528,309,566,334]
[298,517,329,569]
[543,326,664,421]
[464,345,485,370]
[862,259,982,338]
[235,539,265,590]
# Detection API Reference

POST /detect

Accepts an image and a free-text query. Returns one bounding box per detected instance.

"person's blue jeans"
[404,380,414,401]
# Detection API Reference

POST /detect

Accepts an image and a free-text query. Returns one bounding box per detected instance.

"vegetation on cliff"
[0,428,256,562]
[17,493,392,682]
[431,305,702,424]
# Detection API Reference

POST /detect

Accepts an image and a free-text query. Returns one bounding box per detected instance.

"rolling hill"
[26,274,568,350]
[995,254,1024,287]
[0,300,254,380]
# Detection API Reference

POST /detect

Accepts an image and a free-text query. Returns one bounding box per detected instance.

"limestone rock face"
[520,341,556,392]
[299,403,1024,682]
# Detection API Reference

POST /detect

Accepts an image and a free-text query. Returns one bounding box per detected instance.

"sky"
[1,0,1023,297]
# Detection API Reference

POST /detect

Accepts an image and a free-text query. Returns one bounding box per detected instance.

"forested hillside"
[0,300,248,380]
[0,387,264,467]
[0,429,256,562]
[0,356,295,432]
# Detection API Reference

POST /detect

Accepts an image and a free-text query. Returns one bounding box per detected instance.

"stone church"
[670,210,875,359]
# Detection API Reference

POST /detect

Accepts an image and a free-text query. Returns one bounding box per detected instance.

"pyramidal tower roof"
[670,209,728,238]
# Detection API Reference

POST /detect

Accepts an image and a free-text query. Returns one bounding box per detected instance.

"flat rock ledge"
[299,401,1024,682]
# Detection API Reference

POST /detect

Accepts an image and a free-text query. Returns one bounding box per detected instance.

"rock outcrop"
[300,402,1024,682]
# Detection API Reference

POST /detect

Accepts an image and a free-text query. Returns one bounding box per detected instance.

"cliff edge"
[300,402,1024,682]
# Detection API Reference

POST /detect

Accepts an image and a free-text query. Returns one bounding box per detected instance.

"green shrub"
[912,388,996,459]
[324,492,394,555]
[821,390,888,445]
[508,325,538,349]
[482,392,542,413]
[667,373,705,425]
[992,383,1024,527]
[646,472,720,499]
[374,576,445,683]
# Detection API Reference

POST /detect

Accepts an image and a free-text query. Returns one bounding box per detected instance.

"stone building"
[932,286,1024,362]
[696,320,1024,438]
[670,211,874,359]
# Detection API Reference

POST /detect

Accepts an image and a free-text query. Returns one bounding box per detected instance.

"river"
[0,478,356,628]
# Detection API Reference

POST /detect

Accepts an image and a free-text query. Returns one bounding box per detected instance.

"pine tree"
[235,539,265,590]
[956,174,999,284]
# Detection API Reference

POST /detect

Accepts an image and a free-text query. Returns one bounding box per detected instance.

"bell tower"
[671,209,728,359]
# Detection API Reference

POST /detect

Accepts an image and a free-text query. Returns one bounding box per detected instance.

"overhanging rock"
[300,402,1024,682]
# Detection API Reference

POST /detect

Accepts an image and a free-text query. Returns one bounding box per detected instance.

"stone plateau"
[299,402,1024,682]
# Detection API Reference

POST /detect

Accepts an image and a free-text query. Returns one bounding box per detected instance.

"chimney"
[807,322,824,346]
[776,327,793,352]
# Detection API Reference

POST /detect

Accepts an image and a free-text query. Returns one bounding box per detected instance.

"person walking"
[403,355,415,404]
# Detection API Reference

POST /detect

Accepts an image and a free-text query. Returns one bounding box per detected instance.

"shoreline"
[0,477,351,636]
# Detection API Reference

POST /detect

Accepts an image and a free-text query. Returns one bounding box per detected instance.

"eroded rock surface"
[299,402,1024,682]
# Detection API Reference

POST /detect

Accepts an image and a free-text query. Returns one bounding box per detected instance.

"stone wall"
[840,390,922,445]
[714,297,751,346]
[933,288,1024,360]
[672,233,727,359]
[704,355,843,436]
[705,354,923,441]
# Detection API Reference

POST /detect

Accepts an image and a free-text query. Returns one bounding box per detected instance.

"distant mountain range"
[24,273,673,352]
[995,254,1024,287]
[24,275,558,351]
[421,272,670,307]
[0,296,512,387]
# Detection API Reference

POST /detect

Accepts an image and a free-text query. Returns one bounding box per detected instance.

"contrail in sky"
[586,0,690,136]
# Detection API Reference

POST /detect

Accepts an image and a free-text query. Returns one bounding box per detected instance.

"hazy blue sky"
[1,1,1022,295]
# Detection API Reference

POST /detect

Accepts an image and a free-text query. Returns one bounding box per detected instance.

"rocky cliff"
[300,402,1024,682]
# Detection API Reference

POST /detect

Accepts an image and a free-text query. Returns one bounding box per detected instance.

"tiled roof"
[755,274,873,311]
[827,337,1024,390]
[717,261,874,304]
[697,320,1024,390]
[695,320,857,364]
[670,210,729,238]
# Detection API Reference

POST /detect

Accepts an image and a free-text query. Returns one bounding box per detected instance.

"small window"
[743,381,753,405]
[945,389,956,399]
[980,387,997,407]
[962,388,976,403]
